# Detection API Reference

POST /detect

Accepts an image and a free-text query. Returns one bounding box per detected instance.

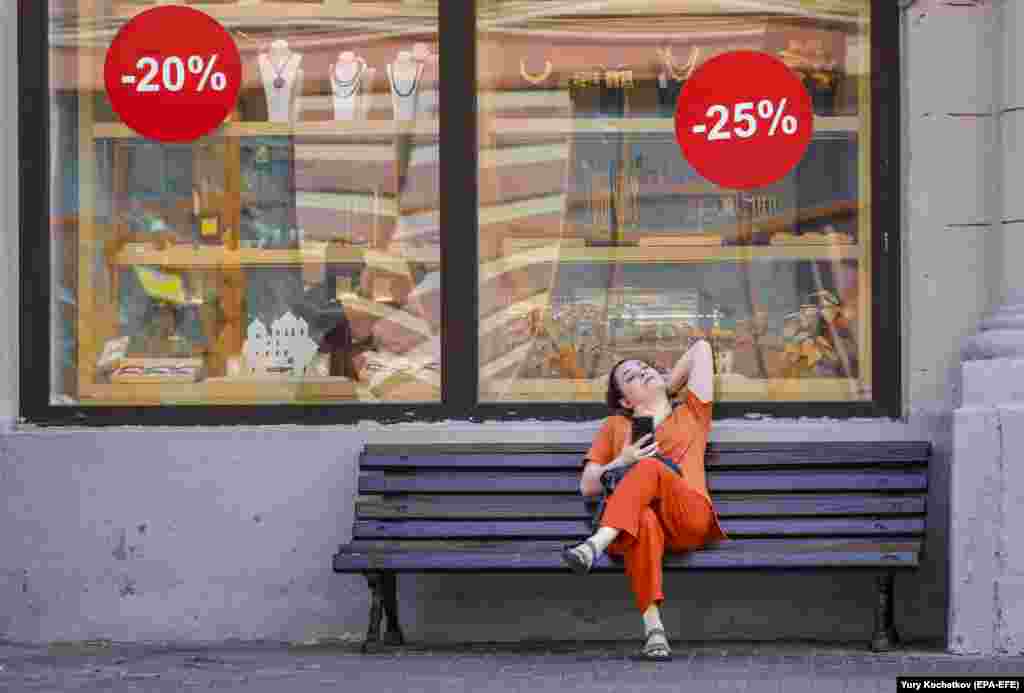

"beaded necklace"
[332,59,365,98]
[389,62,422,98]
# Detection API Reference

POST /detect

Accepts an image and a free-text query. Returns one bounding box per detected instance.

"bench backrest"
[351,442,931,563]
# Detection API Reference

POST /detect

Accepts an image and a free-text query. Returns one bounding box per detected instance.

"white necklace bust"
[411,42,438,116]
[258,39,304,123]
[331,51,373,121]
[387,50,423,121]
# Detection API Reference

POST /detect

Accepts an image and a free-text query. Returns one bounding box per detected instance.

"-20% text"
[691,98,799,141]
[121,54,228,93]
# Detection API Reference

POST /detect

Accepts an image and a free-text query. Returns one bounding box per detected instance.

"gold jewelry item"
[657,46,700,82]
[519,57,552,85]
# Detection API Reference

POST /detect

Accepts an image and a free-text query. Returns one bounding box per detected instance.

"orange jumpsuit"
[584,389,729,612]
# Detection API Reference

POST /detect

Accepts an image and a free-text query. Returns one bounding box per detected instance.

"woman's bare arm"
[580,462,606,497]
[579,431,660,496]
[667,338,714,402]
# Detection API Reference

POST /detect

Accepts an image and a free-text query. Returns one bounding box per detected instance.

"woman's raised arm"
[667,338,714,402]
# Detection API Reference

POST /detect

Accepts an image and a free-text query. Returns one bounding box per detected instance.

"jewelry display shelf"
[112,243,439,272]
[92,121,440,140]
[78,376,359,405]
[479,376,865,402]
[490,116,860,136]
[101,234,860,272]
[554,244,861,264]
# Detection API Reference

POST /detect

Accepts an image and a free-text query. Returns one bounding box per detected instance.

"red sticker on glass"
[674,50,814,190]
[104,6,242,143]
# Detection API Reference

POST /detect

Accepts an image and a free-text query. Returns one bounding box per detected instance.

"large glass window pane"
[50,0,440,405]
[478,1,871,403]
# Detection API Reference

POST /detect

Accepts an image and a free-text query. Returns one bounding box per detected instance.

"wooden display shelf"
[490,116,860,136]
[113,243,363,267]
[93,121,440,140]
[555,244,861,264]
[583,198,858,243]
[112,243,440,270]
[715,376,867,402]
[480,376,867,402]
[78,376,358,404]
[92,117,855,141]
[109,235,857,270]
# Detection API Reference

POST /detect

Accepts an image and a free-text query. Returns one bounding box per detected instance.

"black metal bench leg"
[871,572,900,652]
[361,572,384,654]
[380,572,406,646]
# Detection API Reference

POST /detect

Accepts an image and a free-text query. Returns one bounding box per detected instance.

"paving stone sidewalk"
[0,638,1021,692]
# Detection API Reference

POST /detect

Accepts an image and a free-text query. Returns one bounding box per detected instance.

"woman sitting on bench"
[562,337,730,661]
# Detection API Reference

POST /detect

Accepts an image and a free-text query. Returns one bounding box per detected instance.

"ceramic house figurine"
[242,312,319,376]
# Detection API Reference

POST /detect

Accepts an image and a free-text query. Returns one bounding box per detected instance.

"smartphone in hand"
[632,416,654,444]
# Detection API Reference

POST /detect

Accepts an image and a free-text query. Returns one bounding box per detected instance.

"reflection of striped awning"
[480,0,867,28]
[54,0,865,47]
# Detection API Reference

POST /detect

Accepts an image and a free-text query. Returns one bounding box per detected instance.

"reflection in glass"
[477,1,870,403]
[50,1,440,404]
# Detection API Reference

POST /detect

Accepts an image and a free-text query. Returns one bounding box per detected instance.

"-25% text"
[691,98,800,141]
[121,54,228,93]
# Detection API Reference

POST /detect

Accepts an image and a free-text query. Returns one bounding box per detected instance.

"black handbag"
[587,454,682,532]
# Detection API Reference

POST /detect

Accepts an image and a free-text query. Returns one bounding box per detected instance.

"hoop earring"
[519,57,552,85]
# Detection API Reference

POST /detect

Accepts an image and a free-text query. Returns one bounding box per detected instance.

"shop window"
[45,0,440,405]
[477,1,875,404]
[30,0,896,422]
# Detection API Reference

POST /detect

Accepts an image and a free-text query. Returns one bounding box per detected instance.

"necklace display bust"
[331,51,373,120]
[411,42,438,117]
[258,39,304,123]
[387,50,424,121]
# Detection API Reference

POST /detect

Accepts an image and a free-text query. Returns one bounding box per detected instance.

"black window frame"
[18,0,901,426]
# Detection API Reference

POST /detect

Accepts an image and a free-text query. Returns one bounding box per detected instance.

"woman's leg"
[600,457,676,540]
[656,476,717,554]
[609,505,667,613]
[609,506,671,658]
[565,457,674,568]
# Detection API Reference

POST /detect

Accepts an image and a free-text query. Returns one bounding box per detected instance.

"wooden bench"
[333,441,932,653]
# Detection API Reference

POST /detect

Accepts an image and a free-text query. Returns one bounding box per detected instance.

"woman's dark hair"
[606,357,634,417]
[319,311,360,382]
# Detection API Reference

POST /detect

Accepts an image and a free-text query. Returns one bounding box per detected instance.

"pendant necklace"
[270,54,291,90]
[389,62,422,98]
[332,60,365,98]
[658,46,700,82]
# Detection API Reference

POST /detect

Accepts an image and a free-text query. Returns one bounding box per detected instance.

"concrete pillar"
[902,0,1000,414]
[951,295,1024,655]
[999,0,1024,304]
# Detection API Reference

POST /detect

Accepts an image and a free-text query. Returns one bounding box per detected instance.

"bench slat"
[353,516,925,539]
[355,493,926,519]
[339,537,922,554]
[358,469,929,494]
[361,449,930,470]
[333,548,920,572]
[362,442,931,457]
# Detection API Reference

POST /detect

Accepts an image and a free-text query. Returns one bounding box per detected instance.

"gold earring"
[520,57,552,85]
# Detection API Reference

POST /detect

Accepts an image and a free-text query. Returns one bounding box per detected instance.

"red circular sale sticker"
[104,6,242,143]
[675,50,814,190]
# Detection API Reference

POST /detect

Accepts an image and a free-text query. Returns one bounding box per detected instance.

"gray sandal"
[641,627,672,661]
[561,539,600,575]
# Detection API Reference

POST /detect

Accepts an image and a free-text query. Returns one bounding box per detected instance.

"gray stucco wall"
[0,2,1013,647]
[0,419,946,646]
[1,0,17,429]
